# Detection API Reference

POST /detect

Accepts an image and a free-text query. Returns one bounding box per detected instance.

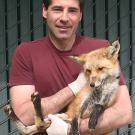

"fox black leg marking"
[89,104,105,129]
[31,91,50,130]
[31,92,44,121]
[4,104,19,122]
[69,116,80,135]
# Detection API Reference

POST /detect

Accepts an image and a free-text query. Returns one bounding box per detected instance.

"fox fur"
[57,40,120,135]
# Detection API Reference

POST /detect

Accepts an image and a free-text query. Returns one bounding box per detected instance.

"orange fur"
[58,40,121,135]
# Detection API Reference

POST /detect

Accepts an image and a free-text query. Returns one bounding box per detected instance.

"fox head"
[70,40,120,88]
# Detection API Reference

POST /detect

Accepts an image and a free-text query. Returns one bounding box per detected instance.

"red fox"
[4,40,120,135]
[57,40,120,135]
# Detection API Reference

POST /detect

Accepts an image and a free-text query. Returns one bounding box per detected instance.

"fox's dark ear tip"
[116,37,120,41]
[111,39,120,44]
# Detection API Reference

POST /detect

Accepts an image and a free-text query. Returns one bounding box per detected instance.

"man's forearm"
[16,87,74,126]
[41,87,74,116]
[80,106,132,135]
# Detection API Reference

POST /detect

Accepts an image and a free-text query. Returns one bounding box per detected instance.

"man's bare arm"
[79,85,133,135]
[10,85,74,126]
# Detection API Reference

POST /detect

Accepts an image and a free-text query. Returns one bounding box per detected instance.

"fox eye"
[86,69,91,74]
[98,67,104,71]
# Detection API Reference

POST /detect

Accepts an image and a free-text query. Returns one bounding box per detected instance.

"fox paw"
[31,91,40,103]
[4,104,12,117]
[89,128,95,132]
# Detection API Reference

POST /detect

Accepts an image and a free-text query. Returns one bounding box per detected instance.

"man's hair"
[42,0,84,11]
[42,0,51,9]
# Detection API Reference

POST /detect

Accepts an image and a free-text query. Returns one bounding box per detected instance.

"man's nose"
[60,11,69,23]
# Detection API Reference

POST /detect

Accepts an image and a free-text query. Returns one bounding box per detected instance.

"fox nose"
[90,76,96,87]
[90,83,95,87]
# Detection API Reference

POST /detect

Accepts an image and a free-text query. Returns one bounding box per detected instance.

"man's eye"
[69,9,78,13]
[52,8,62,12]
[54,9,61,11]
[69,9,77,12]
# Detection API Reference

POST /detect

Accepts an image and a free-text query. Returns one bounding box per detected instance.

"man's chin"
[50,31,74,40]
[56,35,71,40]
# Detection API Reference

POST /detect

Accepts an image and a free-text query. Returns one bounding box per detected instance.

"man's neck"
[49,33,76,51]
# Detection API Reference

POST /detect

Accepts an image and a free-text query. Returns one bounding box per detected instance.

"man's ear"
[42,4,47,18]
[79,12,82,21]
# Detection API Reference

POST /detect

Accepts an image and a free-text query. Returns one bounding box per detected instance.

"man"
[9,0,132,134]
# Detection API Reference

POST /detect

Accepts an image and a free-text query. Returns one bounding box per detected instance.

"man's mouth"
[56,25,71,29]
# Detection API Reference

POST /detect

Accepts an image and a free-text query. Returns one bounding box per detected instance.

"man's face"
[43,0,82,40]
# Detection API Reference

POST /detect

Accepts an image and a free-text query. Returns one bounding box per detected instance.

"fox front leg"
[88,104,105,130]
[69,116,81,135]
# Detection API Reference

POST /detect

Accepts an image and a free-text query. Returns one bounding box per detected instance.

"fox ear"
[69,55,85,65]
[107,40,120,58]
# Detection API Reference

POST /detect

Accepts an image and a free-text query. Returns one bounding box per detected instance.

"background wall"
[0,0,135,134]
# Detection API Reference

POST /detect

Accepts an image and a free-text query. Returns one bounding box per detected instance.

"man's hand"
[68,72,87,96]
[46,114,70,135]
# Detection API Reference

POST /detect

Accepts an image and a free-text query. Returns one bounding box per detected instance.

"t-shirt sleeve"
[119,70,126,85]
[9,43,35,87]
